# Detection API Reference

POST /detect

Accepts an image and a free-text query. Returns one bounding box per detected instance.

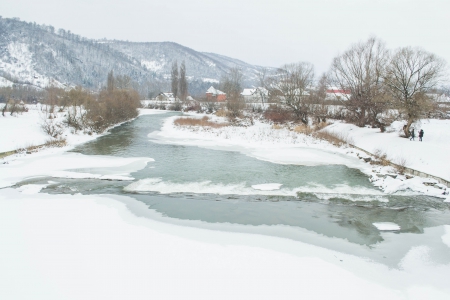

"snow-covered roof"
[159,92,174,98]
[241,88,256,96]
[206,86,216,94]
[206,86,225,95]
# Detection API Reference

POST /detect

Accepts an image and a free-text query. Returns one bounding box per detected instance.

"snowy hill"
[0,17,269,95]
[107,41,264,84]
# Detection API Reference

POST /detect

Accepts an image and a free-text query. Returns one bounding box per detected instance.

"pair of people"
[410,129,424,141]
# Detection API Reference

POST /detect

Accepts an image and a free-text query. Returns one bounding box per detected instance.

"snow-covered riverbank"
[153,113,449,200]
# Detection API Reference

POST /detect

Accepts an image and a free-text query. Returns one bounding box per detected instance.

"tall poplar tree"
[179,60,188,101]
[171,60,179,99]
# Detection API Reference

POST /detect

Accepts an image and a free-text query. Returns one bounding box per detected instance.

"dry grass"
[394,157,408,174]
[313,129,354,147]
[314,122,329,131]
[293,125,314,135]
[372,149,391,166]
[215,108,228,118]
[44,137,67,148]
[174,116,228,128]
[272,124,283,130]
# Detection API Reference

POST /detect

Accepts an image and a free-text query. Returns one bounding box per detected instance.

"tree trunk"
[403,119,413,138]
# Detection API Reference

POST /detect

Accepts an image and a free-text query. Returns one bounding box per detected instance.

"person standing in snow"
[409,128,415,141]
[419,129,424,142]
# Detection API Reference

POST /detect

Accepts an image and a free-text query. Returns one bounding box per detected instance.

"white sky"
[3,0,450,74]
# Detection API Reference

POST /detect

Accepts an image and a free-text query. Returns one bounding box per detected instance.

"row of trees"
[329,37,446,136]
[224,37,446,136]
[39,72,141,134]
[171,60,188,101]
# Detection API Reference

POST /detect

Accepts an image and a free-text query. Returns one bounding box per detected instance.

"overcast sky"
[3,0,450,74]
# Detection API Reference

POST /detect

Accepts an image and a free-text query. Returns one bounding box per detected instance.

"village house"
[156,92,177,102]
[206,86,226,102]
[326,86,351,101]
[241,87,269,103]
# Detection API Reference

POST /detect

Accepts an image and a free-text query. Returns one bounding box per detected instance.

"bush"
[84,89,140,133]
[41,118,64,138]
[168,101,183,111]
[372,149,391,166]
[263,105,295,123]
[395,157,408,174]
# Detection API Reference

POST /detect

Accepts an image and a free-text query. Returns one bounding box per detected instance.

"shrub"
[395,157,408,174]
[263,105,295,123]
[168,101,183,111]
[41,118,64,138]
[84,89,140,133]
[372,149,391,166]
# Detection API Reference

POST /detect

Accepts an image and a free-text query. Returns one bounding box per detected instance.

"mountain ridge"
[0,17,271,96]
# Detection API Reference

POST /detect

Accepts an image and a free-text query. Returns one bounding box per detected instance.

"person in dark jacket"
[410,128,415,141]
[419,129,424,142]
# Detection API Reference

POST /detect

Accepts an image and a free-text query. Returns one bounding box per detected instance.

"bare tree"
[256,68,269,108]
[271,62,315,125]
[310,73,329,123]
[221,67,244,118]
[171,60,179,99]
[179,60,188,101]
[329,37,390,127]
[384,47,446,137]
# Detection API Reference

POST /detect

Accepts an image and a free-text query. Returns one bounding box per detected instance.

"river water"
[21,112,450,267]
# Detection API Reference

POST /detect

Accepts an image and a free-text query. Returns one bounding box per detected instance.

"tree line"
[215,37,447,137]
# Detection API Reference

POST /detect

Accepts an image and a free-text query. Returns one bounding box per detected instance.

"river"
[18,112,450,267]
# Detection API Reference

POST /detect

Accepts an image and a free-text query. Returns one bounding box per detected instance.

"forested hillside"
[0,17,268,96]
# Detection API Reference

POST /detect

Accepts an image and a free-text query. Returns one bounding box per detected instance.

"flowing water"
[18,112,450,266]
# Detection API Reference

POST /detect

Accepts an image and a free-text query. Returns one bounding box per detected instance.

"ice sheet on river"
[1,188,449,299]
[0,151,154,188]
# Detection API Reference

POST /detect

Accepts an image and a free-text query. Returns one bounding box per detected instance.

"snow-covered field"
[1,109,450,299]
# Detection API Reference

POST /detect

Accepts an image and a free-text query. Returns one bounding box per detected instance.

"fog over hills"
[0,17,270,96]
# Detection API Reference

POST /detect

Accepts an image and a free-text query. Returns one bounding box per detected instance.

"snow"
[0,108,49,153]
[251,183,283,191]
[373,222,401,231]
[1,42,63,88]
[202,78,219,83]
[1,109,450,299]
[2,189,450,299]
[0,76,14,87]
[141,60,164,71]
[325,120,450,182]
[442,226,450,248]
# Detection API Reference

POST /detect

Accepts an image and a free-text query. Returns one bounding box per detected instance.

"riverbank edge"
[348,144,450,187]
